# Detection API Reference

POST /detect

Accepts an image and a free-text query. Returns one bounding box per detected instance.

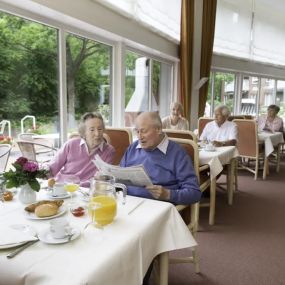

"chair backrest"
[228,115,245,121]
[198,117,214,137]
[168,138,200,183]
[163,129,198,143]
[233,119,258,157]
[104,128,133,165]
[17,141,37,161]
[18,133,34,142]
[0,144,12,172]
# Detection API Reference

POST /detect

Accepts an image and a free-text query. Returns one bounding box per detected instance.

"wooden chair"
[104,128,133,165]
[198,117,214,137]
[168,138,212,273]
[17,141,57,163]
[228,115,245,121]
[233,119,268,180]
[163,129,198,143]
[0,144,12,173]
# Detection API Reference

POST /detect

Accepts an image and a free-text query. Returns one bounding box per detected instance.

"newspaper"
[93,155,153,187]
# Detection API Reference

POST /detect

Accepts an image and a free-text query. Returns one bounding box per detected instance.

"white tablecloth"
[258,131,284,157]
[199,146,239,179]
[0,191,196,285]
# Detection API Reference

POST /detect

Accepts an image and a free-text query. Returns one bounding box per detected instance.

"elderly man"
[120,111,201,205]
[200,105,237,147]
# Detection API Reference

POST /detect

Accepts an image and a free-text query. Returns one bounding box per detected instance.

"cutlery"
[78,189,89,198]
[6,239,39,259]
[128,200,145,215]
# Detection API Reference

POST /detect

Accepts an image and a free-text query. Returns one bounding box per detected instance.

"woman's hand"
[146,185,170,200]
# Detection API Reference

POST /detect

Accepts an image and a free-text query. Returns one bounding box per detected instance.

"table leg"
[227,158,236,205]
[158,252,169,285]
[209,178,216,225]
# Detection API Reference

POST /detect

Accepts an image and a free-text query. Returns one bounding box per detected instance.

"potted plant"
[1,157,49,204]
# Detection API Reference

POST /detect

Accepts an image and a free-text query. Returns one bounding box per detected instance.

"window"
[65,33,112,134]
[205,71,236,116]
[124,51,172,127]
[0,11,59,142]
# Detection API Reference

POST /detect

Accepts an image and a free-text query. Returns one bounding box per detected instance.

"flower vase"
[18,184,37,204]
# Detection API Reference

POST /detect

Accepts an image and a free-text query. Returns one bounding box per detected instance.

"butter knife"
[6,239,39,259]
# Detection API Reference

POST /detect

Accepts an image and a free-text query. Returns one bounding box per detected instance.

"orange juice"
[89,195,117,226]
[64,183,79,193]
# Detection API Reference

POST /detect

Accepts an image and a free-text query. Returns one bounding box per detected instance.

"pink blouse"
[257,115,284,132]
[49,138,115,187]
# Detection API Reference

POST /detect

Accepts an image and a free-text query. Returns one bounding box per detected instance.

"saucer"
[38,226,80,244]
[47,192,71,199]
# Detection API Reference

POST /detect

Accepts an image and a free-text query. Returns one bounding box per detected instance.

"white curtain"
[213,0,252,59]
[214,0,285,67]
[253,0,285,66]
[93,0,181,42]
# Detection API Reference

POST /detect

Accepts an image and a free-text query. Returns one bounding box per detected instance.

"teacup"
[205,144,215,151]
[50,218,71,239]
[52,183,66,196]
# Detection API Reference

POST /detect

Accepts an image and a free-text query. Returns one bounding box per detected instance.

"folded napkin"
[0,226,37,246]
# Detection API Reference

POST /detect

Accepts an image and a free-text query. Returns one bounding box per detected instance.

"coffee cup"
[50,218,71,239]
[205,144,215,151]
[52,183,66,196]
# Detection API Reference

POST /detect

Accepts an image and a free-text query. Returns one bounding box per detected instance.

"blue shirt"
[120,139,201,205]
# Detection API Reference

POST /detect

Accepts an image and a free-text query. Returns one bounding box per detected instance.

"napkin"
[0,226,37,246]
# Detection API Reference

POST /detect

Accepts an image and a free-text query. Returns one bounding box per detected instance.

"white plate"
[38,226,80,244]
[46,192,71,199]
[24,205,67,220]
[0,224,37,249]
[204,148,216,152]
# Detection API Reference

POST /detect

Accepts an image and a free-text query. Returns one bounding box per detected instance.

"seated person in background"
[162,102,189,130]
[257,104,283,133]
[120,111,201,205]
[200,105,237,147]
[49,112,115,187]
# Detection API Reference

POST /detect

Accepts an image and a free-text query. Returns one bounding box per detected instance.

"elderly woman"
[200,105,237,147]
[258,104,283,133]
[162,102,189,130]
[49,112,115,186]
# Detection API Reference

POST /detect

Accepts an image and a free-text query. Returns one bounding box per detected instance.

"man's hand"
[146,185,170,201]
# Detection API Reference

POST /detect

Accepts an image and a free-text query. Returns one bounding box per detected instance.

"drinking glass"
[63,175,80,204]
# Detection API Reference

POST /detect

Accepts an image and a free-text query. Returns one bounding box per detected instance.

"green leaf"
[29,180,40,192]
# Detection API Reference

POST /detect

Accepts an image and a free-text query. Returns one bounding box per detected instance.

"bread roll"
[35,204,58,217]
[48,178,56,188]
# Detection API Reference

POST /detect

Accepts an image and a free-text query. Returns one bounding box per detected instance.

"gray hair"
[78,112,105,137]
[214,105,230,117]
[170,102,183,113]
[136,111,162,129]
[268,104,280,113]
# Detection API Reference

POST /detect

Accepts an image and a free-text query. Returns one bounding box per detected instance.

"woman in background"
[162,102,189,130]
[257,104,283,133]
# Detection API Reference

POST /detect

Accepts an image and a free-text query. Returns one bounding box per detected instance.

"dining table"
[198,146,239,225]
[0,189,196,285]
[258,131,284,157]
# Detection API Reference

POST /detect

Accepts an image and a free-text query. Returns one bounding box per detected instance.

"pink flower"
[15,157,28,166]
[23,161,39,172]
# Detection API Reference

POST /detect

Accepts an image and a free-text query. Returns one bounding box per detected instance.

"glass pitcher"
[90,174,127,205]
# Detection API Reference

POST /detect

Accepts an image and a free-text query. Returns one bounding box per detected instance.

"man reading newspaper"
[120,112,201,205]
